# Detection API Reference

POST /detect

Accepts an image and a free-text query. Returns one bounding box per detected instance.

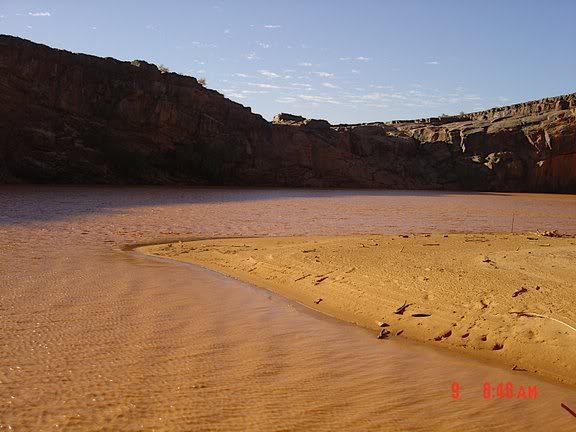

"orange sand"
[141,232,576,386]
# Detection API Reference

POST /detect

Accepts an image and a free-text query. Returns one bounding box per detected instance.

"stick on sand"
[510,312,576,333]
[561,403,576,418]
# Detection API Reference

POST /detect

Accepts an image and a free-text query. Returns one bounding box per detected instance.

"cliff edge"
[1,35,575,192]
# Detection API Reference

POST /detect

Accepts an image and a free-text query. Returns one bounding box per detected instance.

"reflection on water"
[1,187,575,431]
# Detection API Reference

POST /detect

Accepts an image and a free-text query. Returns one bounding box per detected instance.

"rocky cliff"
[1,34,575,192]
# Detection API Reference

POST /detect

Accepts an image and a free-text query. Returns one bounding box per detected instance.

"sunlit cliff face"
[1,35,576,192]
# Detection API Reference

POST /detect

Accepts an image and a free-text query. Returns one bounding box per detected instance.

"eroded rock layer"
[1,35,575,192]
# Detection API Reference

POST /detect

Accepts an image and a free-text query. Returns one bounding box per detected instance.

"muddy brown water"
[1,186,575,431]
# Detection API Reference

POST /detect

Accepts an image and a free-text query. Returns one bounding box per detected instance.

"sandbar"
[139,232,576,386]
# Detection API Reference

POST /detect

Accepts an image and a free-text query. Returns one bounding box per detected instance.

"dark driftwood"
[394,301,411,315]
[561,403,576,418]
[512,287,528,297]
[377,328,390,339]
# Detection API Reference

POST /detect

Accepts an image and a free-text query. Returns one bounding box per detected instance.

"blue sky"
[1,0,575,124]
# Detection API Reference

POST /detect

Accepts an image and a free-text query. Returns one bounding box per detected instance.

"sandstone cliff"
[1,34,575,192]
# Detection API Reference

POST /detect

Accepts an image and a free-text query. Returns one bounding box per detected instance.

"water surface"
[1,187,575,431]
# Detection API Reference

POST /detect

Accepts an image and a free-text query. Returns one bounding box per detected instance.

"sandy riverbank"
[139,232,576,386]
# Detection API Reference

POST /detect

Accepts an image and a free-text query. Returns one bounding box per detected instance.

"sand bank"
[139,232,576,386]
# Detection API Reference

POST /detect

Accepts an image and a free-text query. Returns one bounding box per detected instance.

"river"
[1,186,575,431]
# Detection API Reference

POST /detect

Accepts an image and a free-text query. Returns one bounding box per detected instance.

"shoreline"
[138,232,576,386]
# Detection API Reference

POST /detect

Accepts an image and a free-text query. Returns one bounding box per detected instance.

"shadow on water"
[0,185,525,225]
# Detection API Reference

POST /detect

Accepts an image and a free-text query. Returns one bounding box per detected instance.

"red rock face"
[0,34,575,192]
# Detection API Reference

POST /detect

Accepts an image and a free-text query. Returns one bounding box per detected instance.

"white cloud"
[264,24,281,28]
[346,84,485,111]
[312,71,334,77]
[191,41,218,49]
[28,12,50,17]
[276,97,297,104]
[369,84,395,90]
[258,69,281,78]
[91,26,97,30]
[245,52,258,60]
[339,56,370,61]
[257,42,271,49]
[298,94,340,105]
[425,61,440,65]
[298,62,313,67]
[234,73,249,78]
[248,83,281,89]
[241,90,269,94]
[224,29,230,34]
[498,96,510,102]
[377,93,406,100]
[227,93,247,99]
[463,94,482,101]
[291,83,312,88]
[347,92,407,103]
[351,69,360,74]
[322,82,339,89]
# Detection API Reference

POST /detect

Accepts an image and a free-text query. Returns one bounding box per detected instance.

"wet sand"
[2,187,576,431]
[141,232,576,386]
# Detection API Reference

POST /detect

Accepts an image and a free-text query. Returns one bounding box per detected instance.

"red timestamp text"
[451,382,538,400]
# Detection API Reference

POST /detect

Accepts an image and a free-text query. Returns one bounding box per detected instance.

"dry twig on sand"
[394,301,411,315]
[377,328,390,339]
[509,312,576,333]
[512,287,528,297]
[536,230,574,238]
[561,403,576,418]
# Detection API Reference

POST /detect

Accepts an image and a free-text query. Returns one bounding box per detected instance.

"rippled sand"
[1,187,576,431]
